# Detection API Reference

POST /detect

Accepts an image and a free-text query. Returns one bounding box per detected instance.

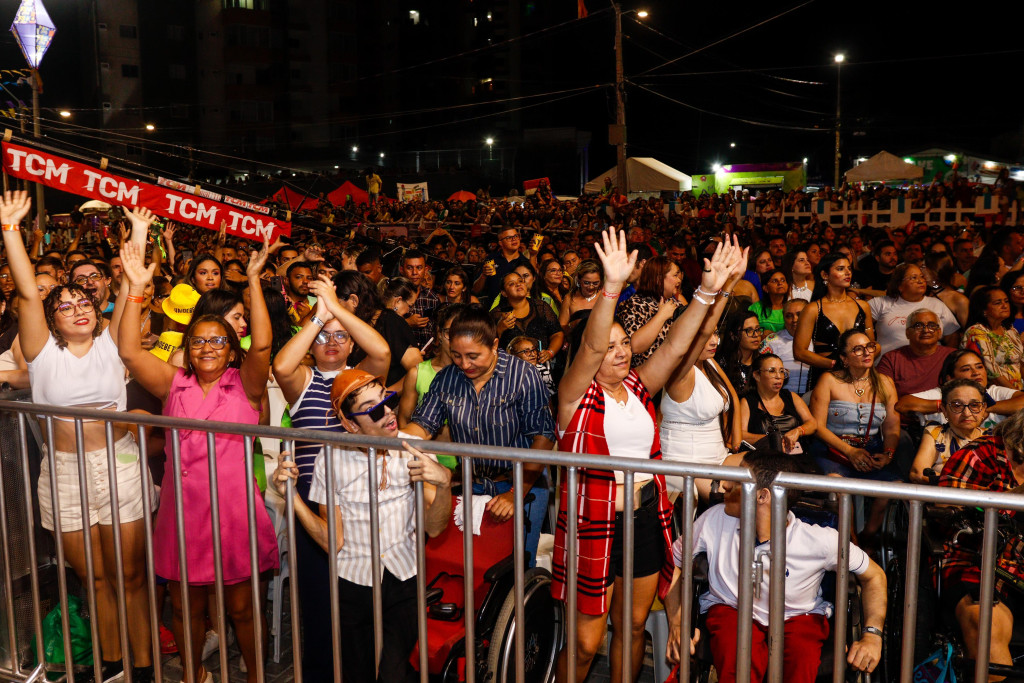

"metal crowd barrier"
[1,397,1022,683]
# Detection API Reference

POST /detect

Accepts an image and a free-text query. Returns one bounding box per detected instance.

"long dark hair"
[441,267,474,303]
[715,310,759,393]
[810,253,851,301]
[186,253,224,291]
[333,271,380,319]
[262,286,292,361]
[966,286,1009,330]
[833,328,888,404]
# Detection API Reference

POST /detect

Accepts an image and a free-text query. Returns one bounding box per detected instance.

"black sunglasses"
[344,391,399,422]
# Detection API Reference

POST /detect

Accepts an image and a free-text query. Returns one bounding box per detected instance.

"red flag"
[577,0,588,18]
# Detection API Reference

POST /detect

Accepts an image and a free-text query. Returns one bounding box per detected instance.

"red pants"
[705,604,830,683]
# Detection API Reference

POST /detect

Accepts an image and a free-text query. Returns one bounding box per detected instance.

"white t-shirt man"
[868,296,959,356]
[760,329,813,394]
[674,504,870,625]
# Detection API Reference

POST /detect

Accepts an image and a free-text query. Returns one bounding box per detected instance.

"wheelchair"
[684,494,871,682]
[878,496,1024,682]
[410,504,564,682]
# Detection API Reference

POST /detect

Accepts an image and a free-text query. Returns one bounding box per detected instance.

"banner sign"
[396,182,428,202]
[2,142,290,241]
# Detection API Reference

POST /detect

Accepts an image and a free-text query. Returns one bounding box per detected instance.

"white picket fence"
[733,194,1019,228]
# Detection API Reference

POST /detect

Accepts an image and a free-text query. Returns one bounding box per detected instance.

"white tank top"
[661,367,728,426]
[603,389,654,484]
[28,328,127,412]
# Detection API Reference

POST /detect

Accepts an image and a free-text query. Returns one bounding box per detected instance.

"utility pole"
[31,68,45,230]
[833,53,844,188]
[612,2,627,194]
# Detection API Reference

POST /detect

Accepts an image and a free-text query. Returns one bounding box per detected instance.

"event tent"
[584,157,692,194]
[448,190,476,201]
[844,151,924,183]
[327,181,369,207]
[270,186,318,211]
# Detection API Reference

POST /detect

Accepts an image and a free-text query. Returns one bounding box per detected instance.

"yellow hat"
[150,330,184,363]
[162,284,200,325]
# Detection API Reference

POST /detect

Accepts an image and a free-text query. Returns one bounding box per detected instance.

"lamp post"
[611,4,648,195]
[10,0,56,231]
[833,53,845,188]
[485,137,494,161]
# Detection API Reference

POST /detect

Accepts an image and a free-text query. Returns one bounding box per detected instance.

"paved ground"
[155,590,659,682]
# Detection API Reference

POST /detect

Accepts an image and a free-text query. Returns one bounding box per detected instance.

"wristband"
[1,224,19,232]
[936,399,942,413]
[311,315,326,329]
[692,293,713,306]
[696,286,721,297]
[126,294,145,304]
[601,289,620,300]
[884,448,895,457]
[797,425,805,437]
[863,626,883,638]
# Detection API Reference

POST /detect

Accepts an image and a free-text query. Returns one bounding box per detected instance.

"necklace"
[850,375,869,397]
[825,294,848,304]
[582,293,597,302]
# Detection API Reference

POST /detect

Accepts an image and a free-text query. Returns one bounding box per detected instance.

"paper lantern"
[10,0,56,69]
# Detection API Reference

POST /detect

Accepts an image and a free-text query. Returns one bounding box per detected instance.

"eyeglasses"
[314,330,351,345]
[152,293,169,302]
[902,275,926,284]
[513,347,539,358]
[72,272,104,285]
[439,327,452,340]
[946,400,985,415]
[188,335,229,350]
[1012,286,1024,294]
[344,391,398,422]
[847,342,879,356]
[756,367,790,378]
[908,322,941,332]
[579,280,601,289]
[499,234,520,242]
[55,299,94,317]
[0,273,11,280]
[741,327,764,337]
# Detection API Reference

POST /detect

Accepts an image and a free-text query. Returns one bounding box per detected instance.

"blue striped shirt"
[289,367,343,490]
[411,350,555,478]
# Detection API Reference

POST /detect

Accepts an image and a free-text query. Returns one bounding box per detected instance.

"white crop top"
[603,390,654,484]
[28,328,127,412]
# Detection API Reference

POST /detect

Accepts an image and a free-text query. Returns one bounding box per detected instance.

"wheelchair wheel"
[485,567,564,683]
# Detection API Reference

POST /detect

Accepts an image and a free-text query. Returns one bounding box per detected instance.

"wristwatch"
[863,626,883,638]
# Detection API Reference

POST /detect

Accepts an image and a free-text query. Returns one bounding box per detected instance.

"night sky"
[2,0,1022,188]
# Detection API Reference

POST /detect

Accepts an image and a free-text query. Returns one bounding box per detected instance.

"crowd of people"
[1,178,1023,683]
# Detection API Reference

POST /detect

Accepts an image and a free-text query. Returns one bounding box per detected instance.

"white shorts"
[38,433,154,533]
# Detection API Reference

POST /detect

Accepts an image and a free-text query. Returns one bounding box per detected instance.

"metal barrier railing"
[1,398,1023,683]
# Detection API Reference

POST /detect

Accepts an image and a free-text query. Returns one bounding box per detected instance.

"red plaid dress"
[937,435,1024,599]
[551,370,675,615]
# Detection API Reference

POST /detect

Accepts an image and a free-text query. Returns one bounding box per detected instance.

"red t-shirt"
[876,345,954,396]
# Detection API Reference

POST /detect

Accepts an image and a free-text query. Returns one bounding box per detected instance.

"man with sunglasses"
[69,259,114,319]
[273,369,452,683]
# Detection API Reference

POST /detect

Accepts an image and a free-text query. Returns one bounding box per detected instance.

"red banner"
[2,142,291,242]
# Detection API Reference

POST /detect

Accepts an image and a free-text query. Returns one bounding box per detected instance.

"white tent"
[585,157,692,193]
[844,151,924,183]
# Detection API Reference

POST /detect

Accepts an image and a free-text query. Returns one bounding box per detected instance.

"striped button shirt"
[308,432,432,587]
[411,350,556,479]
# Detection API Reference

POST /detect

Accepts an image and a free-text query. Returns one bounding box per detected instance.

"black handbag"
[755,400,799,452]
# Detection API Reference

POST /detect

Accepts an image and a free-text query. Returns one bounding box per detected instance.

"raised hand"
[246,235,271,280]
[593,225,636,288]
[303,245,325,263]
[121,241,156,289]
[0,190,31,227]
[160,222,176,243]
[308,274,340,318]
[124,206,157,241]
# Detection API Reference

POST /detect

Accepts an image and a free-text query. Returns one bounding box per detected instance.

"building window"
[121,64,140,78]
[119,25,137,39]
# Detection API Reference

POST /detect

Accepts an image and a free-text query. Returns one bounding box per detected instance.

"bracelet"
[830,359,836,369]
[600,289,620,300]
[863,626,883,638]
[884,448,895,457]
[1,224,19,232]
[311,315,326,329]
[126,294,145,304]
[720,290,732,298]
[936,399,942,413]
[696,286,721,297]
[692,293,713,306]
[797,425,805,437]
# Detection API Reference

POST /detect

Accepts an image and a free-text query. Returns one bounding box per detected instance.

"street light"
[833,52,845,187]
[145,123,155,131]
[485,137,494,160]
[730,142,736,148]
[611,4,649,194]
[58,109,70,117]
[10,0,56,231]
[351,145,359,153]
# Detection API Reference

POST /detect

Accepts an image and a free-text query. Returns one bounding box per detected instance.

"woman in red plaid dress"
[552,227,747,683]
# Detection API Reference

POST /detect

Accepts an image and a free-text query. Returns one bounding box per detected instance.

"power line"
[633,0,817,77]
[631,82,830,132]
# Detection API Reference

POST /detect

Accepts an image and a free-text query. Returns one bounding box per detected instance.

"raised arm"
[557,226,636,414]
[271,303,322,404]
[638,237,747,395]
[240,237,273,405]
[308,274,391,378]
[118,241,178,400]
[160,223,177,274]
[0,191,48,360]
[109,207,157,344]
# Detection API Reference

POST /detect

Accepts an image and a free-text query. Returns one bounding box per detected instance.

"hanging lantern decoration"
[10,0,56,69]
